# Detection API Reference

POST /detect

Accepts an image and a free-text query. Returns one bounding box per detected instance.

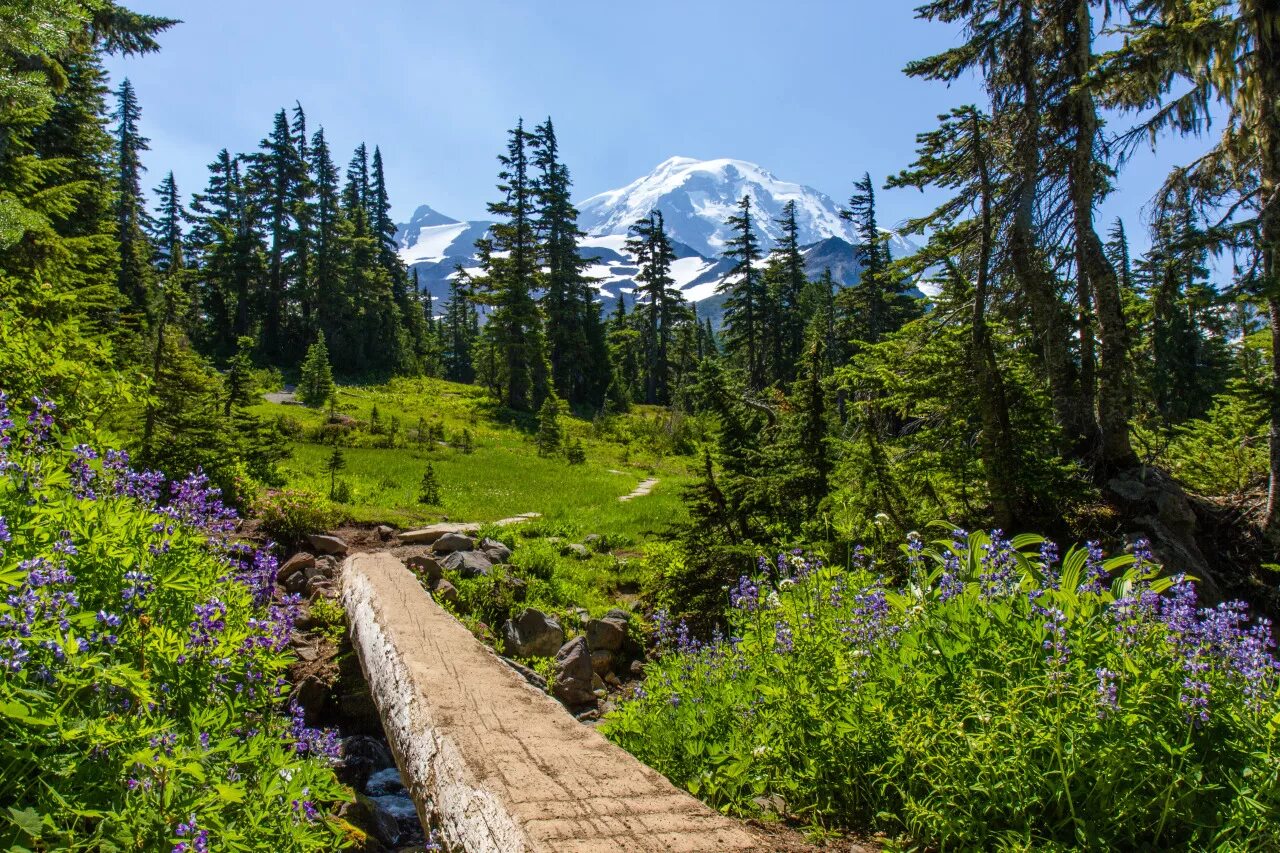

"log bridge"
[340,551,759,852]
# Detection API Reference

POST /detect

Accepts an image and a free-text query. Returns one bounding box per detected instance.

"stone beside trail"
[619,478,659,502]
[399,513,542,545]
[340,552,759,853]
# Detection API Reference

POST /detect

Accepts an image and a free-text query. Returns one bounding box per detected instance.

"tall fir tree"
[530,118,608,409]
[473,120,550,411]
[626,210,684,404]
[718,195,768,389]
[112,77,153,318]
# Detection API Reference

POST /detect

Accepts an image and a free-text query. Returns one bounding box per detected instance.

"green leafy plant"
[605,530,1280,849]
[253,488,343,545]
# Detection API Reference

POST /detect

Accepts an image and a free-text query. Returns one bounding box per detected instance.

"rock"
[502,609,565,658]
[604,671,621,687]
[316,555,340,578]
[592,673,606,694]
[376,524,395,540]
[1156,489,1197,532]
[432,578,459,607]
[605,607,631,623]
[341,735,394,770]
[479,538,512,563]
[629,659,645,678]
[304,563,327,581]
[336,735,393,791]
[306,533,349,556]
[1108,473,1150,503]
[433,532,475,554]
[441,549,493,578]
[340,794,401,847]
[399,522,479,545]
[306,577,336,599]
[296,644,321,663]
[552,637,596,706]
[292,675,329,717]
[282,570,308,595]
[585,617,625,652]
[584,533,602,545]
[280,552,316,577]
[562,543,590,559]
[406,554,443,585]
[590,649,614,676]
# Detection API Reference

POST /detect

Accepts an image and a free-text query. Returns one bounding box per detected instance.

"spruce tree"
[626,210,684,404]
[298,331,335,407]
[246,108,305,361]
[535,394,564,456]
[718,195,768,389]
[530,118,609,408]
[326,446,347,501]
[418,464,442,505]
[112,77,153,318]
[473,120,550,411]
[764,200,808,384]
[837,173,917,349]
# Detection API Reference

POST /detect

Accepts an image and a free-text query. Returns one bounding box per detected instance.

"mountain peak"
[576,156,854,258]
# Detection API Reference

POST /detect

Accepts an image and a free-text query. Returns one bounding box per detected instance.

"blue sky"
[106,0,1210,248]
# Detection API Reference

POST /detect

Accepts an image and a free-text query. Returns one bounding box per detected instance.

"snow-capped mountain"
[395,157,919,315]
[580,156,855,258]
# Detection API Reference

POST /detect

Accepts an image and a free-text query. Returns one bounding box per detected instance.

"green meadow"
[251,376,695,541]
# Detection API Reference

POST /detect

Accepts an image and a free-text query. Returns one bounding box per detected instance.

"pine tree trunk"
[971,112,1020,530]
[1010,13,1081,451]
[1068,0,1135,474]
[1257,8,1280,539]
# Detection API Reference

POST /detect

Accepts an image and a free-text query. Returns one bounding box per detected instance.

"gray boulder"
[399,522,479,545]
[562,542,590,559]
[480,537,512,563]
[441,549,493,578]
[502,609,565,658]
[586,617,626,652]
[590,649,615,676]
[432,578,459,607]
[406,554,443,585]
[306,533,348,556]
[280,552,315,577]
[553,637,596,706]
[433,532,475,553]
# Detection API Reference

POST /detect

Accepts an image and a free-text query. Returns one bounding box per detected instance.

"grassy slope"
[250,376,692,541]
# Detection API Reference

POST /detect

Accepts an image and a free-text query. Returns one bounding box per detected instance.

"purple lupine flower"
[1077,541,1106,595]
[1095,668,1119,718]
[69,444,98,499]
[165,469,237,537]
[0,516,10,547]
[773,621,794,654]
[287,700,341,759]
[978,530,1018,598]
[937,550,964,602]
[729,576,759,612]
[23,396,56,449]
[187,598,228,649]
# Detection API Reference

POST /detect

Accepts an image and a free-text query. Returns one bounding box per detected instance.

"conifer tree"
[308,127,351,358]
[112,77,153,317]
[530,118,608,409]
[290,103,317,340]
[247,108,305,361]
[473,120,550,411]
[298,331,335,407]
[326,446,346,500]
[718,195,768,389]
[837,173,917,349]
[418,463,442,505]
[224,334,257,416]
[536,394,564,456]
[442,273,477,382]
[190,150,263,356]
[150,171,186,277]
[626,210,684,404]
[764,200,808,385]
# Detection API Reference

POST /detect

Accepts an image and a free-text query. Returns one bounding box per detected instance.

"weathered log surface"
[340,551,758,853]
